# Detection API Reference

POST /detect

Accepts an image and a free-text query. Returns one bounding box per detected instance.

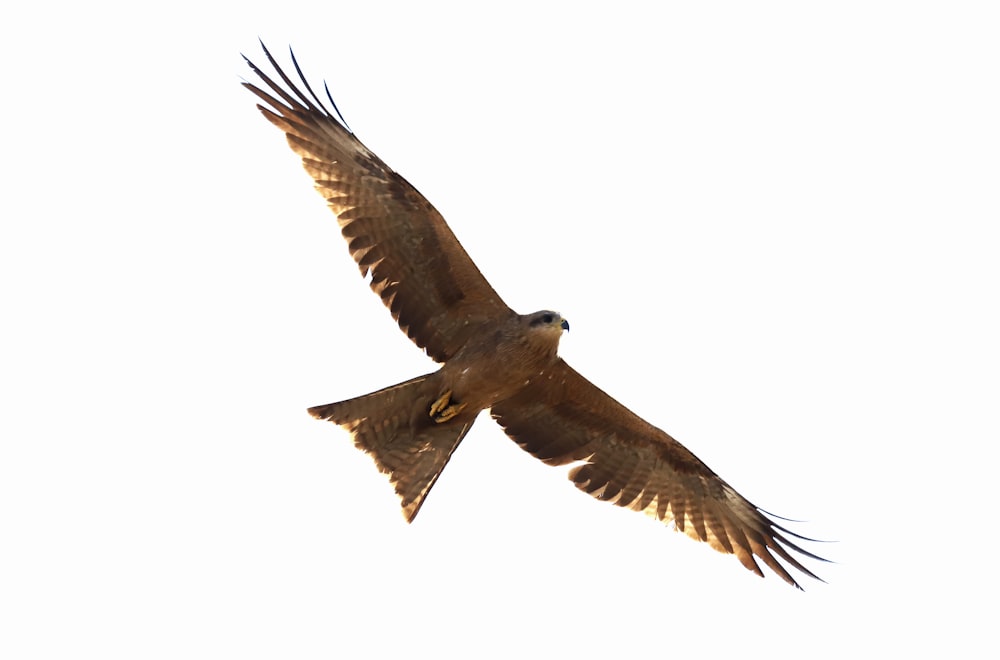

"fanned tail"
[309,375,477,521]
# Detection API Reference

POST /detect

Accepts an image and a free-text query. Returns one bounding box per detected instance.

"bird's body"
[308,310,569,521]
[434,310,569,413]
[243,43,827,588]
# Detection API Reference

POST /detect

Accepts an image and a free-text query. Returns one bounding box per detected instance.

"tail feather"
[309,375,477,521]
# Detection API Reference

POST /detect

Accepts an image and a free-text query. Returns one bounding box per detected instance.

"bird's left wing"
[491,359,827,589]
[242,44,513,362]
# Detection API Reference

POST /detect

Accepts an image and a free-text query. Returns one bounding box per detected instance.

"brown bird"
[243,43,827,589]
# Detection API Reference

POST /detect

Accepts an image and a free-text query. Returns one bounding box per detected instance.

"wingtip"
[307,403,337,420]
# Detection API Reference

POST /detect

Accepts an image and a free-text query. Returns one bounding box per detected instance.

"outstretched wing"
[491,360,827,589]
[243,44,513,362]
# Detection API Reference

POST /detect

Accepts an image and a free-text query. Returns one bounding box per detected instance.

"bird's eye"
[542,314,554,324]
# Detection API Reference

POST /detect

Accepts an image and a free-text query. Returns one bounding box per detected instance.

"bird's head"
[526,310,570,335]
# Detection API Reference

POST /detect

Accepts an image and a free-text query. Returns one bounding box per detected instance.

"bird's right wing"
[243,44,513,362]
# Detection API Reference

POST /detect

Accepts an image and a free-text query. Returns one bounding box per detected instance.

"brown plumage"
[243,43,827,589]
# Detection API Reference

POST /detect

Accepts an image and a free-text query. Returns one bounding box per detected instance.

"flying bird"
[243,43,827,589]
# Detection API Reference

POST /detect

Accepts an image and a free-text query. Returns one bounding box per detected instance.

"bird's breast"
[442,347,554,409]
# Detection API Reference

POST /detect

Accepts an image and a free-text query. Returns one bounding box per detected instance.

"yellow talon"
[435,402,467,423]
[429,390,466,422]
[429,390,453,417]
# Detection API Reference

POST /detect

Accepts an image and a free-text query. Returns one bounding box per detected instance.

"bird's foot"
[429,390,452,417]
[429,390,467,423]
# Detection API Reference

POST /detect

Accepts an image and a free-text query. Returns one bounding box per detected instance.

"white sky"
[2,1,998,657]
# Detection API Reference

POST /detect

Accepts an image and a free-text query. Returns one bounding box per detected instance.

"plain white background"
[2,2,997,657]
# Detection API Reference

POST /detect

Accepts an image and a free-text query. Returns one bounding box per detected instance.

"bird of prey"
[243,43,826,589]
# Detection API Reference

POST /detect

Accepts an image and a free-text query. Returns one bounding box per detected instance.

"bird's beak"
[560,319,570,331]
